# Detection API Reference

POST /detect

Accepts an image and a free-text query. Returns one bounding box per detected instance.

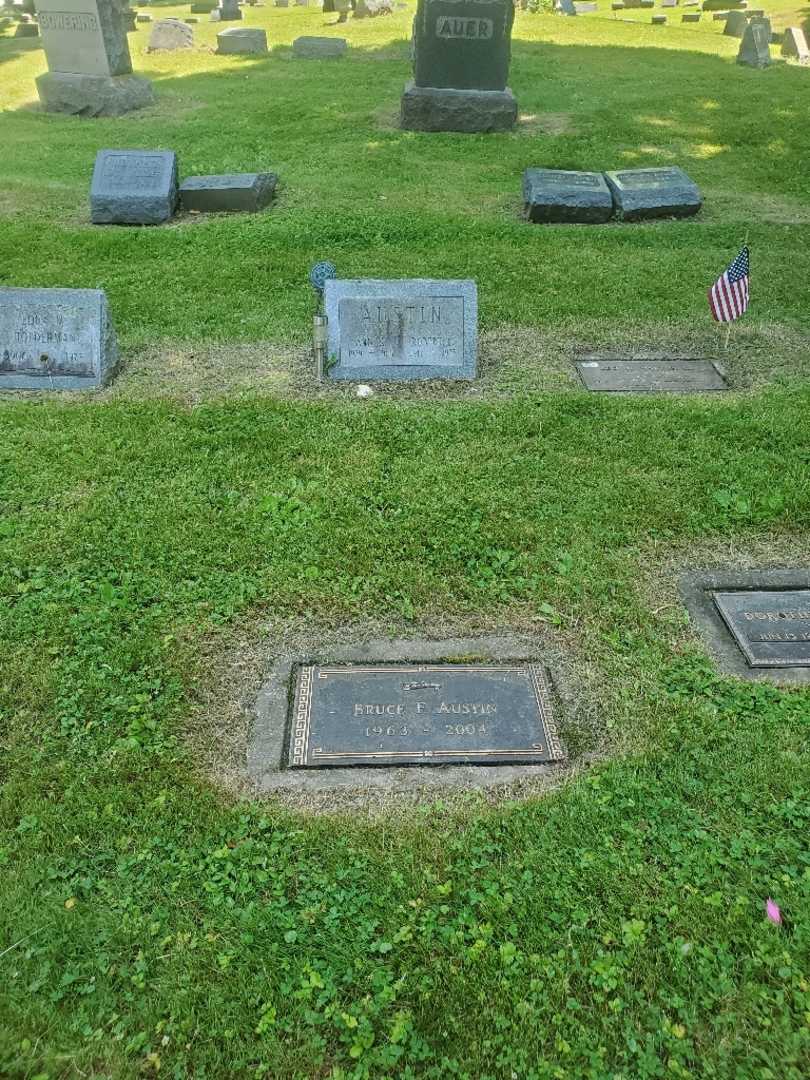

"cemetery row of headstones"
[523,166,702,224]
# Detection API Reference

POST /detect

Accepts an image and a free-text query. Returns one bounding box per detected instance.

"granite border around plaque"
[679,569,810,685]
[248,635,568,794]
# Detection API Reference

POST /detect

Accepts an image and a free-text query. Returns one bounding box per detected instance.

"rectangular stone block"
[36,0,132,76]
[179,172,277,212]
[682,11,701,19]
[90,149,178,225]
[401,81,517,132]
[324,278,477,381]
[713,590,810,667]
[287,663,562,768]
[0,287,117,390]
[292,35,347,58]
[216,26,268,52]
[603,166,702,221]
[523,168,613,225]
[576,358,728,392]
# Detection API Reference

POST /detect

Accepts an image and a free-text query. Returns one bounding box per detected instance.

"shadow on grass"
[0,30,42,68]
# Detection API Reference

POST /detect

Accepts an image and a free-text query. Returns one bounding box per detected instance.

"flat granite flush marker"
[713,590,810,667]
[288,664,562,768]
[576,358,728,392]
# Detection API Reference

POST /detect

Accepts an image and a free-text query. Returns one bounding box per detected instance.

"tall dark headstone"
[737,16,771,67]
[401,0,517,132]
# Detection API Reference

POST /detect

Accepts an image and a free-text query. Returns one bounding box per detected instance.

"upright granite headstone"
[218,0,242,19]
[147,18,194,50]
[292,35,347,57]
[724,10,747,35]
[604,166,702,221]
[401,0,517,132]
[556,0,576,13]
[782,26,809,61]
[323,279,477,381]
[737,16,771,66]
[34,0,154,117]
[90,149,179,225]
[0,287,118,390]
[216,26,268,52]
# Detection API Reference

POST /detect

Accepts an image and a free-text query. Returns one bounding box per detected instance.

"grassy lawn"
[1,7,809,1079]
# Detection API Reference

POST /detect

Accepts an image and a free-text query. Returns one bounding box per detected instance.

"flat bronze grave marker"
[713,590,810,667]
[288,663,562,768]
[576,358,728,392]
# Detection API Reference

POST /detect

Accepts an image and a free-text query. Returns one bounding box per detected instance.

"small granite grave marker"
[147,17,194,50]
[682,11,701,19]
[14,14,37,35]
[35,0,154,116]
[652,14,667,22]
[179,172,277,212]
[737,16,771,66]
[576,358,728,392]
[216,26,268,52]
[323,278,477,381]
[661,0,678,7]
[713,590,810,667]
[782,26,809,61]
[0,287,118,390]
[218,0,242,18]
[288,663,562,768]
[90,149,178,225]
[292,35,347,57]
[604,166,702,221]
[136,14,152,23]
[401,0,517,132]
[574,1,597,10]
[523,168,613,225]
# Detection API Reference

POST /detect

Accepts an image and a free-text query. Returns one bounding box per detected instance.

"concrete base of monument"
[400,81,518,134]
[36,73,155,118]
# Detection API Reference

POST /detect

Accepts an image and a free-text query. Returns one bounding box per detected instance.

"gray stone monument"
[723,10,747,35]
[218,0,242,19]
[782,26,809,62]
[0,287,118,390]
[90,149,178,225]
[401,0,517,133]
[556,0,576,13]
[523,169,613,224]
[323,279,477,381]
[603,166,702,221]
[216,26,268,53]
[737,16,771,66]
[34,0,153,117]
[147,18,194,50]
[179,172,277,212]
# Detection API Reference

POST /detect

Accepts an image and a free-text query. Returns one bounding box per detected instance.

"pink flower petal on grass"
[765,898,782,925]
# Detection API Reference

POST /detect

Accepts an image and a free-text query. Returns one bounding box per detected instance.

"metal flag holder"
[308,261,337,381]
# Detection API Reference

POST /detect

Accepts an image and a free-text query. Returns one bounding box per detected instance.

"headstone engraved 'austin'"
[713,590,810,667]
[401,0,518,132]
[0,287,118,390]
[288,664,563,767]
[323,279,477,381]
[90,149,179,225]
[34,0,154,117]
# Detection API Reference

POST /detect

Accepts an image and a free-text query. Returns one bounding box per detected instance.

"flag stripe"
[707,247,750,324]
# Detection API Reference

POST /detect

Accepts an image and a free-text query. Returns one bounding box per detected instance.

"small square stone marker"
[576,358,728,392]
[90,149,179,225]
[713,590,810,667]
[323,278,477,381]
[288,663,562,768]
[523,168,613,225]
[179,172,277,212]
[292,36,347,58]
[603,166,702,221]
[0,287,118,390]
[216,26,268,53]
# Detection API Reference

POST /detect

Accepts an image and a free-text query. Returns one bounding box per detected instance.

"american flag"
[708,247,750,323]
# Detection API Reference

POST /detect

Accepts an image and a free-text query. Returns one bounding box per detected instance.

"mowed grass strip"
[1,8,810,1080]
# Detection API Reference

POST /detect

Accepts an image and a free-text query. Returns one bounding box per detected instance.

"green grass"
[1,8,810,1080]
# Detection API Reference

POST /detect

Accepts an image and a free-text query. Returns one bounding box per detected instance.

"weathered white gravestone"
[34,0,154,117]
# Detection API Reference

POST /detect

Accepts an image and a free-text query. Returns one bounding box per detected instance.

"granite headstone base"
[179,172,277,212]
[36,72,154,117]
[523,168,613,224]
[401,82,517,133]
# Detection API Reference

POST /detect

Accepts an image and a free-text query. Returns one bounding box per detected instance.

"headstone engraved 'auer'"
[713,590,810,667]
[324,279,477,380]
[0,287,118,390]
[34,0,155,116]
[288,664,563,767]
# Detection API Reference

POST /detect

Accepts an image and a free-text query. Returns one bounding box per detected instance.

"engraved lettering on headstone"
[339,296,465,367]
[713,590,810,667]
[435,16,494,38]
